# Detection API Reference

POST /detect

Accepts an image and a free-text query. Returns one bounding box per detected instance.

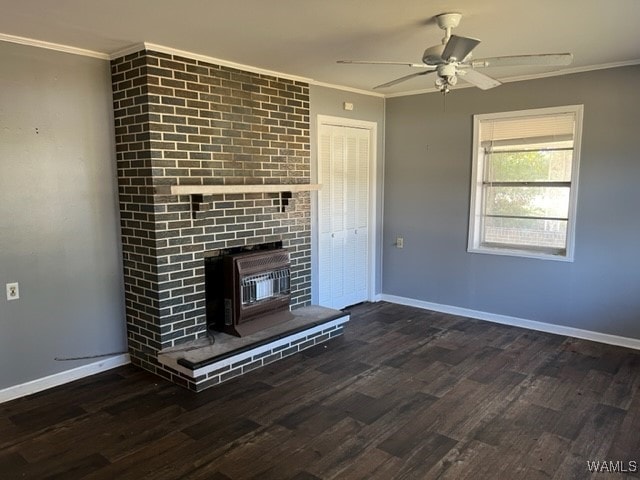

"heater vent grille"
[237,251,290,273]
[241,268,291,305]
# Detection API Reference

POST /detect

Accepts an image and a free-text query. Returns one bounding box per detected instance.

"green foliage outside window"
[484,148,572,222]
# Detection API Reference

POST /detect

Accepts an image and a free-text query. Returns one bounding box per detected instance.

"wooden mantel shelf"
[170,184,321,195]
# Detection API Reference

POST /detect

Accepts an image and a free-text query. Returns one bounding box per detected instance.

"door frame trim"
[314,115,378,307]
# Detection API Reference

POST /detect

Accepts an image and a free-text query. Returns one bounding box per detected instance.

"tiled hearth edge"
[159,314,349,392]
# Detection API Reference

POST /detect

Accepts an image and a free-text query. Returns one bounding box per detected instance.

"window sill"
[467,245,574,262]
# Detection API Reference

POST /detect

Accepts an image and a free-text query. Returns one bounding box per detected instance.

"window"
[468,105,583,261]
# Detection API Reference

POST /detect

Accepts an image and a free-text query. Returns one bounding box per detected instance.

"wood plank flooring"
[1,301,639,479]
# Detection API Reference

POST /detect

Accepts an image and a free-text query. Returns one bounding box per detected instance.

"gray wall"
[383,65,640,339]
[309,85,385,301]
[0,41,126,390]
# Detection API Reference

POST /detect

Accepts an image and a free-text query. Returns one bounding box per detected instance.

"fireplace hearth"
[158,305,349,391]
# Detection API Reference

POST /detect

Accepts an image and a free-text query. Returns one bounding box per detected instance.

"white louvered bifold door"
[318,124,370,309]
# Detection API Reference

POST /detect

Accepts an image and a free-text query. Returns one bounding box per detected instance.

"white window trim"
[468,105,584,262]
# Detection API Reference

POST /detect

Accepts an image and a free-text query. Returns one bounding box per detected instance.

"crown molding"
[308,79,385,98]
[3,33,637,100]
[108,42,146,60]
[110,43,383,98]
[0,33,382,97]
[500,58,640,84]
[383,58,640,98]
[0,32,109,59]
[111,42,312,84]
[116,42,384,98]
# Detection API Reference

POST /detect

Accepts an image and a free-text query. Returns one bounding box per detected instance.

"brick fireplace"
[111,48,326,390]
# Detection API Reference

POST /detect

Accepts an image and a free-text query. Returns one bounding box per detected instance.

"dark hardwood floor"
[2,302,639,479]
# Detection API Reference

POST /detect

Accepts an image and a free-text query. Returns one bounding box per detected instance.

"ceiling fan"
[338,12,573,94]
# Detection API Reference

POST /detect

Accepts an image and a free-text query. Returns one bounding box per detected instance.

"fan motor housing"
[438,64,457,77]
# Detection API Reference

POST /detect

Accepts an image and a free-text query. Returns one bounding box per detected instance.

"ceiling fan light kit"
[337,12,573,95]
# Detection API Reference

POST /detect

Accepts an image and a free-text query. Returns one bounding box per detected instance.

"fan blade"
[461,69,502,90]
[442,35,481,62]
[471,53,573,68]
[337,60,434,69]
[374,70,435,89]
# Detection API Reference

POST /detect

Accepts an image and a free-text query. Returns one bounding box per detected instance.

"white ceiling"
[1,0,639,96]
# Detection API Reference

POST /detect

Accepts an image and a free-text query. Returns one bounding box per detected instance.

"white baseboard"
[380,294,640,351]
[0,354,130,404]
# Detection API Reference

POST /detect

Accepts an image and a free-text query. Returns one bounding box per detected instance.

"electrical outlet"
[6,283,19,301]
[396,236,404,249]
